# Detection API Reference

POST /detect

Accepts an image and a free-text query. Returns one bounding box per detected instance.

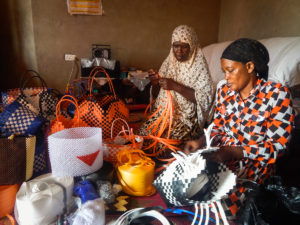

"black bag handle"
[20,70,48,89]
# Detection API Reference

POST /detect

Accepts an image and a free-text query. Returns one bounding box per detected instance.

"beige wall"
[28,0,220,92]
[5,0,299,92]
[218,0,300,42]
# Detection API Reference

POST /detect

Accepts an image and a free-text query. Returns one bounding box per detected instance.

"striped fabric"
[67,0,103,15]
[211,78,295,217]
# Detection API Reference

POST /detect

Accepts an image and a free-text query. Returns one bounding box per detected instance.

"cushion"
[202,37,300,88]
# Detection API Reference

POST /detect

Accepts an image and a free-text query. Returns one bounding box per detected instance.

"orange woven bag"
[103,118,143,164]
[0,184,19,218]
[78,67,129,139]
[49,95,87,135]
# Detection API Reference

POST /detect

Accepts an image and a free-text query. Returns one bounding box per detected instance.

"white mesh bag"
[48,127,103,177]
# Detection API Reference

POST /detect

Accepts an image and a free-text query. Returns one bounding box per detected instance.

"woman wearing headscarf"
[137,25,214,151]
[185,38,295,219]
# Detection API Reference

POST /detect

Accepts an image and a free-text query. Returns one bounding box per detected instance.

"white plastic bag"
[73,198,105,225]
[48,127,103,177]
[14,173,74,225]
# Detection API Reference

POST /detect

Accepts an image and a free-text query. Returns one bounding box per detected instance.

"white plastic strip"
[113,208,142,225]
[191,203,198,225]
[112,208,171,225]
[211,202,219,225]
[204,203,209,225]
[138,210,171,225]
[199,203,204,225]
[216,200,229,225]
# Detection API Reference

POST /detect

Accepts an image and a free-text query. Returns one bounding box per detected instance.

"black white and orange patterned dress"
[211,78,295,217]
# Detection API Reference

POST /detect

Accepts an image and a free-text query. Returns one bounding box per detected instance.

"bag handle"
[117,128,140,148]
[113,207,172,225]
[110,118,130,138]
[20,70,48,90]
[55,95,80,123]
[87,66,117,99]
[5,214,15,225]
[66,79,88,97]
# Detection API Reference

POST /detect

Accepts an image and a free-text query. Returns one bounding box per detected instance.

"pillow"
[202,41,231,87]
[260,37,300,88]
[203,37,300,88]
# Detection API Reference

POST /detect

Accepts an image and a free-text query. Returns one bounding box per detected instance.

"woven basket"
[103,118,143,163]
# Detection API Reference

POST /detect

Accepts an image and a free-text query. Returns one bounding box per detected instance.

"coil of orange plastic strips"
[142,73,181,169]
[116,149,156,197]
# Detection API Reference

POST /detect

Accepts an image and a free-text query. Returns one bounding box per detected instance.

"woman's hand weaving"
[148,69,159,85]
[202,146,244,163]
[184,135,206,154]
[158,78,178,90]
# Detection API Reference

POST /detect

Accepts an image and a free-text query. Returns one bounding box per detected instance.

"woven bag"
[153,151,236,225]
[1,70,47,107]
[48,127,103,177]
[49,95,87,135]
[78,67,129,139]
[103,118,143,163]
[0,135,36,185]
[0,99,46,137]
[1,70,59,121]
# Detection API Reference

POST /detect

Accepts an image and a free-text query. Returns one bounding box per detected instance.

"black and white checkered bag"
[153,151,236,225]
[2,70,59,122]
[16,88,59,122]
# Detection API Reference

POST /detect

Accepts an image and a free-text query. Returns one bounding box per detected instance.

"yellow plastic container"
[116,149,156,196]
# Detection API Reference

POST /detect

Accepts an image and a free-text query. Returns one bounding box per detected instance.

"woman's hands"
[148,69,160,85]
[148,69,178,91]
[184,137,244,163]
[184,135,206,154]
[158,78,178,91]
[148,69,196,103]
[202,146,243,163]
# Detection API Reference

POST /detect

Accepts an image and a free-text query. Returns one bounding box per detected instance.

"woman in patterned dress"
[137,25,214,148]
[184,38,295,219]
